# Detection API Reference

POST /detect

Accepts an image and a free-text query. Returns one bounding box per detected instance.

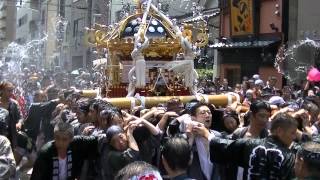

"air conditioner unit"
[0,1,6,10]
[0,11,6,19]
[0,20,6,29]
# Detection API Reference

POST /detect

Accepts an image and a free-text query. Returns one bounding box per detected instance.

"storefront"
[212,0,287,87]
[210,36,282,87]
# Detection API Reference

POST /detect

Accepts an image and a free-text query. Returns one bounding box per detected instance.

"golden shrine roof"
[118,13,175,39]
[87,11,184,58]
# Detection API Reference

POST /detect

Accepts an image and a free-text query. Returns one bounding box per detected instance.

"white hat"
[246,89,254,95]
[268,96,286,106]
[253,74,260,80]
[254,79,264,86]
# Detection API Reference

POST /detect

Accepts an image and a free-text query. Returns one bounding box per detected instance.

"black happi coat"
[101,145,139,180]
[31,136,98,180]
[7,100,22,148]
[220,127,269,180]
[210,136,295,180]
[23,100,59,141]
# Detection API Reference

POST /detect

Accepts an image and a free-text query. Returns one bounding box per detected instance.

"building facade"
[13,0,111,70]
[13,0,219,70]
[14,0,43,67]
[285,0,320,82]
[16,0,41,44]
[212,0,287,87]
[40,0,60,68]
[62,0,110,70]
[63,0,87,70]
[0,0,16,59]
[288,0,320,43]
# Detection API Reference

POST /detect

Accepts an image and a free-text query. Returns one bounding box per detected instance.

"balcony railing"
[0,31,5,37]
[0,20,6,29]
[0,1,7,10]
[0,11,6,19]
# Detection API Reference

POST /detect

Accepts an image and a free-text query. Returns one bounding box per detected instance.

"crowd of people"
[0,68,320,180]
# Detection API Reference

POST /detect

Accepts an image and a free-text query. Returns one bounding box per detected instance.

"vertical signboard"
[230,0,254,36]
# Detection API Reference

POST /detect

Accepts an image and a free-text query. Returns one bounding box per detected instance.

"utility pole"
[108,0,112,25]
[86,0,93,68]
[87,0,93,28]
[38,0,43,68]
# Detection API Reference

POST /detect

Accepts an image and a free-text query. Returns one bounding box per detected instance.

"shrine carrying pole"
[79,90,239,109]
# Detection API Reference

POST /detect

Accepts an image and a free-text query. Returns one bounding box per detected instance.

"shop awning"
[209,40,280,49]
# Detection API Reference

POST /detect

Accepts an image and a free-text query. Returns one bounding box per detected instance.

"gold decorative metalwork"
[195,33,209,48]
[182,24,193,43]
[95,30,108,46]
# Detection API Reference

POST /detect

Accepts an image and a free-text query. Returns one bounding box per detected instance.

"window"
[116,10,122,22]
[73,19,79,37]
[18,0,23,6]
[41,10,45,25]
[16,38,26,44]
[65,22,70,41]
[29,20,37,39]
[18,14,28,27]
[0,32,5,39]
[31,31,36,39]
[59,0,65,17]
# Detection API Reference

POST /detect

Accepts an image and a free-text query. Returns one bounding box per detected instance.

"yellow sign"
[230,0,254,36]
